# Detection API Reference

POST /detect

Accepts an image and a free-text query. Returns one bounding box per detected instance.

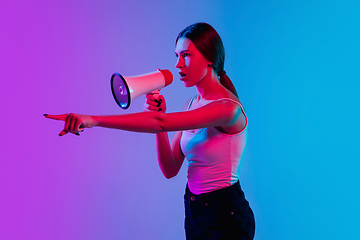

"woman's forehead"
[175,37,195,53]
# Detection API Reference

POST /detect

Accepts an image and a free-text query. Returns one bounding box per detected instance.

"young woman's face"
[175,37,212,87]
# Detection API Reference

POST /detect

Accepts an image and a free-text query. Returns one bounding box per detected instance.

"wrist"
[91,115,99,127]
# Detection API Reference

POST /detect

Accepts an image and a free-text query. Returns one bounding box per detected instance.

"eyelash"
[175,53,190,58]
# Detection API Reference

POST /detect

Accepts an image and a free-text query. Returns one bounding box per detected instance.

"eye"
[183,53,190,57]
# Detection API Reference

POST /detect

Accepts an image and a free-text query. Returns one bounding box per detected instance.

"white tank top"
[180,97,248,194]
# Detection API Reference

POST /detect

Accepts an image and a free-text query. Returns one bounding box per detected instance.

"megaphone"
[111,69,173,109]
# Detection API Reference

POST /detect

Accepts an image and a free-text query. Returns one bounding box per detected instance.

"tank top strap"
[186,96,246,116]
[210,98,245,111]
[186,95,198,110]
[208,98,248,132]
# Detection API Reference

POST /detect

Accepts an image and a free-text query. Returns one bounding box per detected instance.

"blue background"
[1,0,359,239]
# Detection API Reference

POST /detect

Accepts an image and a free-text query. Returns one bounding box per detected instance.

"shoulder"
[207,99,242,119]
[213,88,245,112]
[208,97,246,125]
[210,86,242,106]
[208,97,243,111]
[207,98,247,133]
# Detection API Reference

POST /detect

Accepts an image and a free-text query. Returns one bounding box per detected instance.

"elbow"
[154,113,166,133]
[164,174,172,179]
[164,172,176,179]
[155,125,164,133]
[161,168,178,179]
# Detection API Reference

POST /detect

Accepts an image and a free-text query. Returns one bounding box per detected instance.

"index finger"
[44,114,68,121]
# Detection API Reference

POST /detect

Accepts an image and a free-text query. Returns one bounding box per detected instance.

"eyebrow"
[175,50,191,55]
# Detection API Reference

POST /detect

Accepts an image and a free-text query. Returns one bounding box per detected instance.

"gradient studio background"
[1,0,359,239]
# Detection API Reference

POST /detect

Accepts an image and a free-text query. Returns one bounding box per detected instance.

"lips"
[179,71,186,80]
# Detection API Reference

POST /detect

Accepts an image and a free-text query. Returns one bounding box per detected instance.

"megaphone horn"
[111,69,173,109]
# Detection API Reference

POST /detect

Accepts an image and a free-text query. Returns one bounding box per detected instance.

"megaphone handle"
[144,89,161,111]
[150,89,160,99]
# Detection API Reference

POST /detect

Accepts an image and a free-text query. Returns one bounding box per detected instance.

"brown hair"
[176,22,239,98]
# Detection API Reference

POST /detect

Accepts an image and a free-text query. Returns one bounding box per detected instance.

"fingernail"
[59,130,67,136]
[43,114,48,117]
[75,132,80,136]
[154,99,159,103]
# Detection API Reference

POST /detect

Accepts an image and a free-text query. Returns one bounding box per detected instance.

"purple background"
[1,0,359,239]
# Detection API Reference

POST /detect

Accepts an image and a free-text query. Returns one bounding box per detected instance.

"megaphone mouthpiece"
[157,69,173,87]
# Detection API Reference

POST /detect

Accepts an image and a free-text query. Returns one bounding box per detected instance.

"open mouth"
[179,72,186,79]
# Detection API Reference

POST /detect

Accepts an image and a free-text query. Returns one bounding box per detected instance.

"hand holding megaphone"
[144,92,166,112]
[111,69,173,109]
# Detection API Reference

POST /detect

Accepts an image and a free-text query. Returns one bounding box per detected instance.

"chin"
[182,81,195,88]
[182,78,196,87]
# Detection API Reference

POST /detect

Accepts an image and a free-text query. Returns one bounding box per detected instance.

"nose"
[175,56,184,68]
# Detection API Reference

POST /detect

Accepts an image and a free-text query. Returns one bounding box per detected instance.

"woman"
[45,22,255,239]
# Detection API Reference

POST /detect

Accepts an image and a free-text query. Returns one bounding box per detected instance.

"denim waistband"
[185,181,244,203]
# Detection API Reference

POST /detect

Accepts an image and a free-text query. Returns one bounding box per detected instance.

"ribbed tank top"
[180,96,248,194]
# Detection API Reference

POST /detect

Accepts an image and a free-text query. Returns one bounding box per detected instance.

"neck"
[195,70,222,100]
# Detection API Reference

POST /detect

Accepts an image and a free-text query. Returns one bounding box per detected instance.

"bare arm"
[155,131,185,179]
[45,98,243,178]
[97,100,241,131]
[146,93,185,179]
[44,99,244,136]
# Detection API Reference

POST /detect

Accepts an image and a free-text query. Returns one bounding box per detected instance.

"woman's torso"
[180,96,248,195]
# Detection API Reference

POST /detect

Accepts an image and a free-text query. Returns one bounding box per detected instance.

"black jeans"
[184,181,255,240]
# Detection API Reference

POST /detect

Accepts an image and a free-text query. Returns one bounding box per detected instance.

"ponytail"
[218,71,239,98]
